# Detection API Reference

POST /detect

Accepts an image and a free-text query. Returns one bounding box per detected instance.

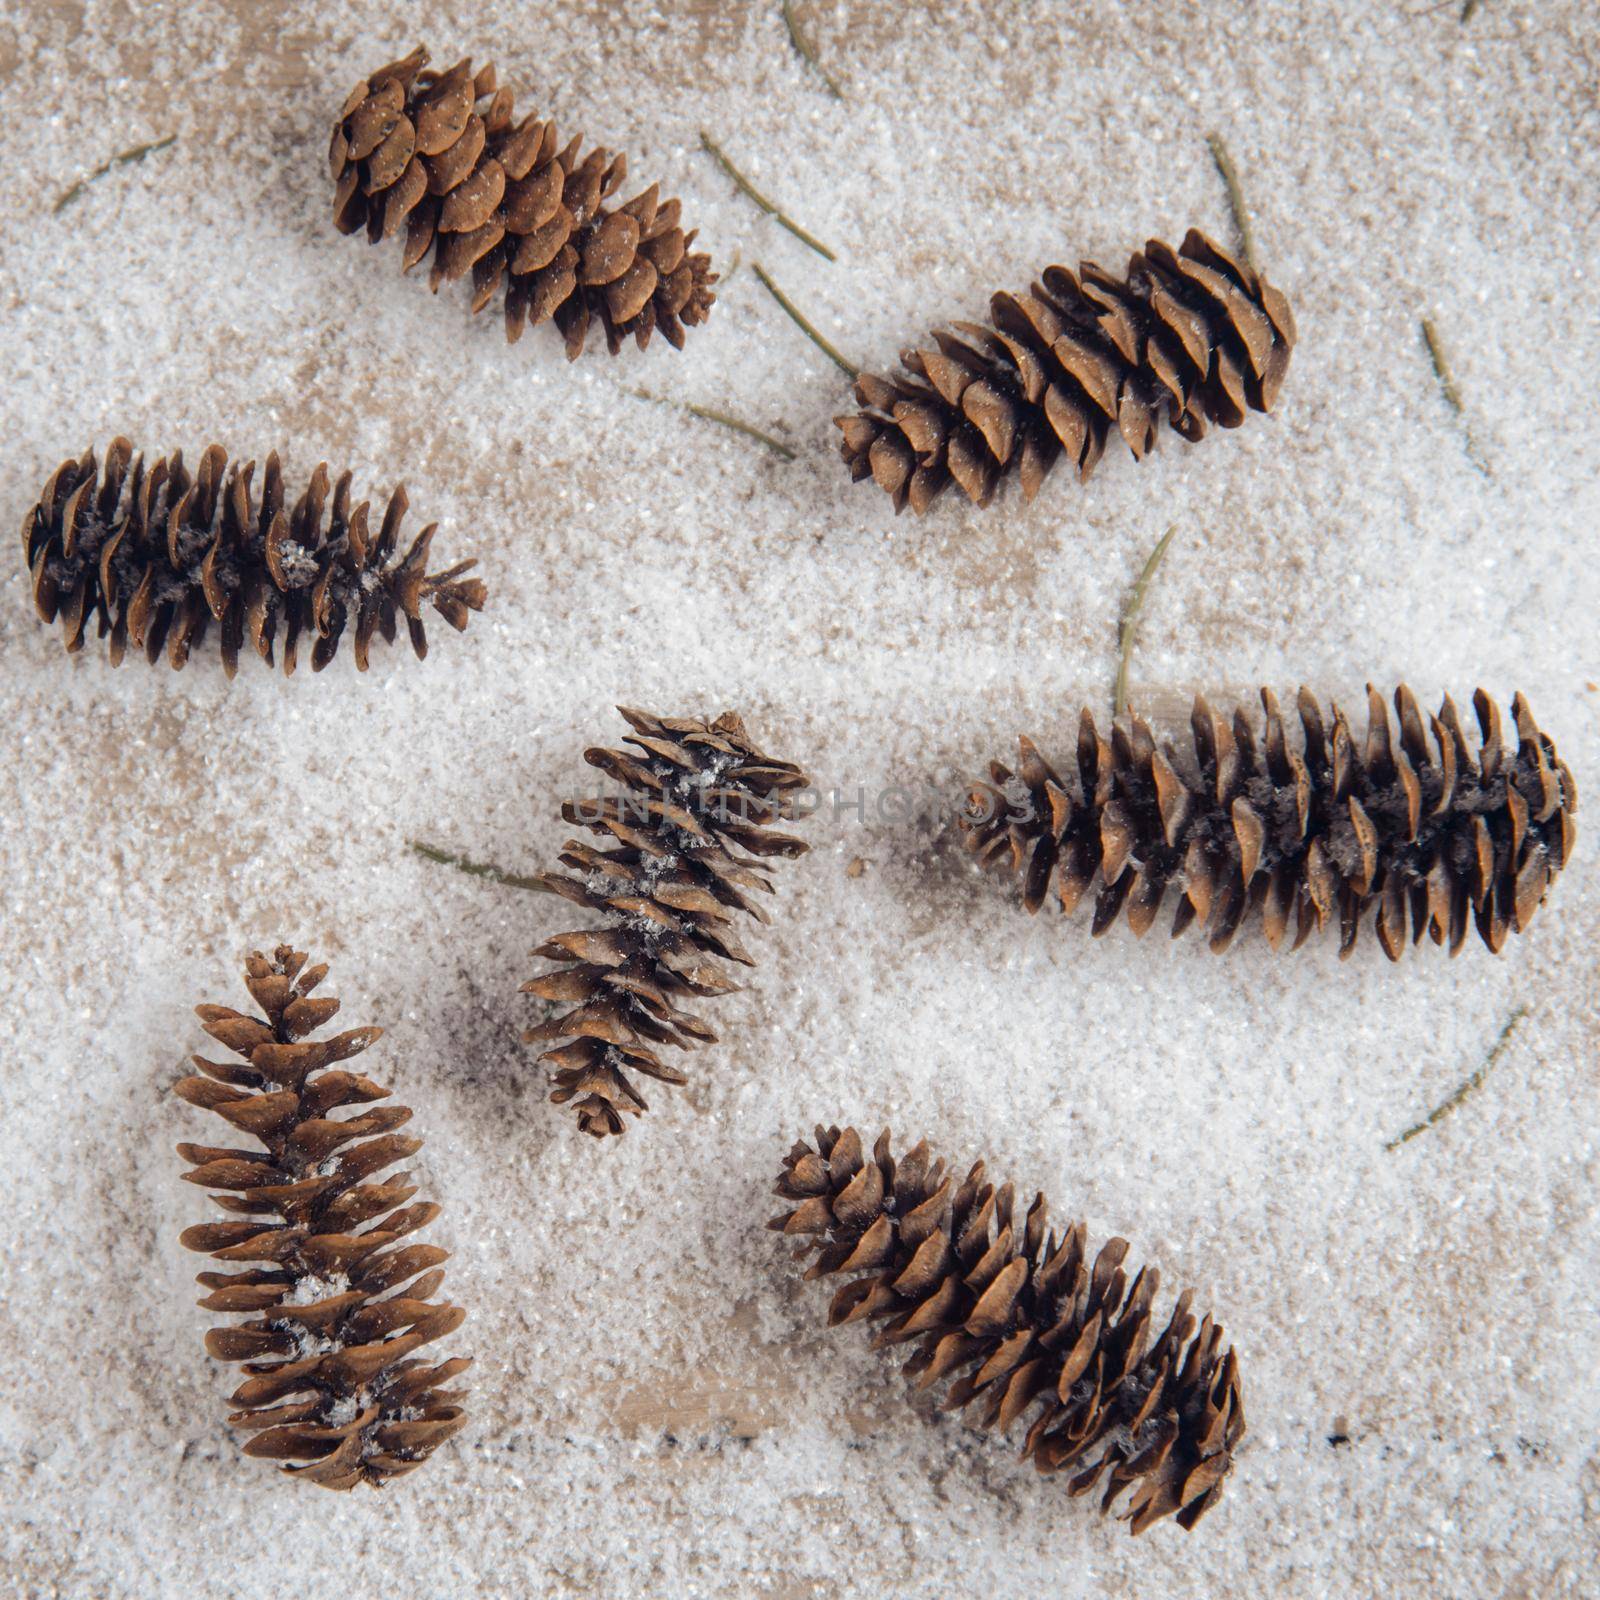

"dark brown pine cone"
[22,438,486,676]
[177,946,469,1489]
[523,708,810,1137]
[838,229,1294,513]
[771,1126,1243,1535]
[331,46,717,358]
[962,686,1576,958]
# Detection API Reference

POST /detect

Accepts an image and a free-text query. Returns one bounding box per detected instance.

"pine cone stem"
[962,686,1577,958]
[331,46,717,358]
[22,438,486,675]
[837,229,1295,513]
[177,946,469,1488]
[771,1126,1244,1535]
[523,708,811,1137]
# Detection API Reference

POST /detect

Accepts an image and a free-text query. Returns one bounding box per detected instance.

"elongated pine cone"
[963,686,1576,958]
[177,946,469,1488]
[838,230,1294,513]
[771,1126,1243,1535]
[524,708,810,1137]
[23,439,486,675]
[331,47,717,358]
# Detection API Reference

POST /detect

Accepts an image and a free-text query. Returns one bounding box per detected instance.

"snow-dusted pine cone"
[962,686,1576,957]
[771,1126,1244,1535]
[331,46,716,357]
[22,438,485,675]
[524,708,810,1137]
[838,230,1293,513]
[177,946,469,1488]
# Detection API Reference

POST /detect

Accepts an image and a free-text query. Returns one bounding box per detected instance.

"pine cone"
[837,229,1294,513]
[22,438,486,675]
[177,946,469,1489]
[962,686,1576,958]
[523,708,811,1137]
[331,46,717,358]
[771,1126,1243,1535]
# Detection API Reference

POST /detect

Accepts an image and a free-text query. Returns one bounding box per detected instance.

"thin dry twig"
[631,388,797,460]
[54,133,177,214]
[752,262,858,377]
[1205,133,1259,277]
[1421,315,1491,474]
[410,839,546,892]
[700,132,836,261]
[1113,524,1179,718]
[1385,1006,1529,1150]
[781,0,845,98]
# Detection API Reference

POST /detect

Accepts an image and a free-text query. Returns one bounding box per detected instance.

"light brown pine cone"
[771,1126,1244,1535]
[331,46,717,358]
[838,230,1294,513]
[962,686,1577,957]
[177,946,469,1488]
[523,708,811,1137]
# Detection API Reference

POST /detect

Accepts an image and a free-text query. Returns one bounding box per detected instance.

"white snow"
[0,2,1596,1597]
[281,1272,349,1307]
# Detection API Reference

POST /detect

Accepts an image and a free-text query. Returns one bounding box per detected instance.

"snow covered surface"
[1,2,1598,1595]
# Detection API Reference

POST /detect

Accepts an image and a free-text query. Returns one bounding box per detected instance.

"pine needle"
[700,132,836,261]
[685,404,797,459]
[1205,133,1259,277]
[1113,525,1179,717]
[752,262,858,377]
[781,0,845,98]
[1385,1006,1529,1151]
[1421,316,1466,412]
[54,134,176,214]
[1421,315,1491,474]
[409,839,546,893]
[630,388,797,460]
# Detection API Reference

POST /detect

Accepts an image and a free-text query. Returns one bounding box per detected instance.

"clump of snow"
[274,1321,343,1362]
[273,542,321,586]
[323,1392,362,1428]
[281,1271,349,1307]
